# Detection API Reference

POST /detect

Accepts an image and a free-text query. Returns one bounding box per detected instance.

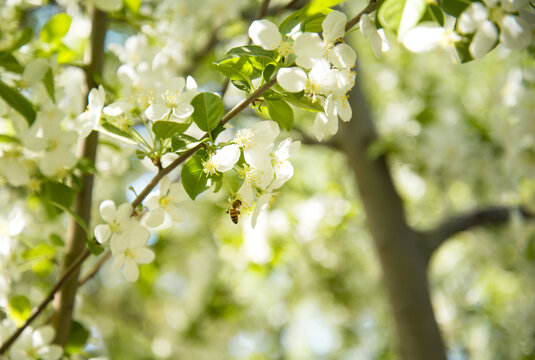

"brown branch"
[0,249,91,355]
[77,251,111,286]
[346,0,378,32]
[425,206,534,258]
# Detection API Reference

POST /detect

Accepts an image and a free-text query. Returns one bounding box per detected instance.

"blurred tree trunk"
[336,77,447,360]
[51,8,108,346]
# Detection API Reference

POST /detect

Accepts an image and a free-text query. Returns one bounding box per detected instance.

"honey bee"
[226,199,242,224]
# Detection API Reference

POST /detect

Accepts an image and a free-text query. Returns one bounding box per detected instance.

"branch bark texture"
[336,73,447,359]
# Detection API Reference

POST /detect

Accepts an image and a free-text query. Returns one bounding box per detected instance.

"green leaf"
[98,123,137,144]
[214,57,258,83]
[305,0,344,14]
[441,0,472,16]
[266,100,294,131]
[227,45,275,59]
[283,94,324,112]
[49,233,65,246]
[152,119,192,139]
[181,153,209,200]
[8,296,31,325]
[50,201,91,237]
[0,134,21,144]
[455,38,475,64]
[171,133,200,151]
[0,79,36,125]
[211,172,224,193]
[426,4,445,26]
[7,28,33,51]
[0,52,24,73]
[40,13,72,43]
[43,181,74,208]
[223,169,244,195]
[302,13,328,33]
[76,157,97,175]
[378,0,405,31]
[125,0,141,13]
[32,259,53,277]
[263,64,276,82]
[43,67,55,102]
[65,321,90,355]
[191,92,225,133]
[23,243,56,259]
[87,237,104,255]
[279,8,305,35]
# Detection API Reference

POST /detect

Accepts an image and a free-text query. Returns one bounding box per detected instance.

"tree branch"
[346,0,378,32]
[0,249,91,355]
[425,206,534,258]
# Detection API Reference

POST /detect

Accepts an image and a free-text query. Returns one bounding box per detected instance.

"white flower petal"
[145,103,170,121]
[322,10,347,42]
[328,43,356,69]
[33,326,55,347]
[99,200,117,222]
[159,175,171,195]
[457,3,489,34]
[94,224,111,244]
[116,202,133,220]
[167,205,185,222]
[123,258,139,282]
[94,0,122,12]
[469,20,498,59]
[145,193,160,210]
[172,102,194,119]
[111,253,126,270]
[360,14,374,37]
[293,33,324,68]
[131,248,155,264]
[277,67,307,93]
[403,26,444,52]
[213,144,240,172]
[251,193,271,228]
[499,15,532,50]
[37,345,63,360]
[249,20,282,50]
[145,207,165,228]
[128,225,150,248]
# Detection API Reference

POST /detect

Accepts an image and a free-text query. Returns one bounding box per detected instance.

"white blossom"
[111,225,154,282]
[248,19,295,57]
[360,14,391,58]
[203,144,240,176]
[144,176,186,228]
[144,77,196,122]
[293,10,356,69]
[9,325,63,360]
[94,200,133,244]
[23,115,78,177]
[75,85,105,138]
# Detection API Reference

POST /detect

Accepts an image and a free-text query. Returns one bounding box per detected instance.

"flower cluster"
[249,11,357,140]
[456,0,534,59]
[0,320,63,360]
[202,121,300,227]
[94,200,155,282]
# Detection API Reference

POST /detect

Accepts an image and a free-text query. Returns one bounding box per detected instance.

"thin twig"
[346,0,378,31]
[77,251,111,286]
[0,250,91,355]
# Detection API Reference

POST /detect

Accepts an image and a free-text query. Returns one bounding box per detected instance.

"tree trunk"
[51,8,108,346]
[336,80,447,360]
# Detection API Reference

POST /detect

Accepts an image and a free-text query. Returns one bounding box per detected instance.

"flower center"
[159,196,170,208]
[109,219,122,233]
[278,40,294,57]
[203,157,218,176]
[235,129,255,150]
[162,89,178,107]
